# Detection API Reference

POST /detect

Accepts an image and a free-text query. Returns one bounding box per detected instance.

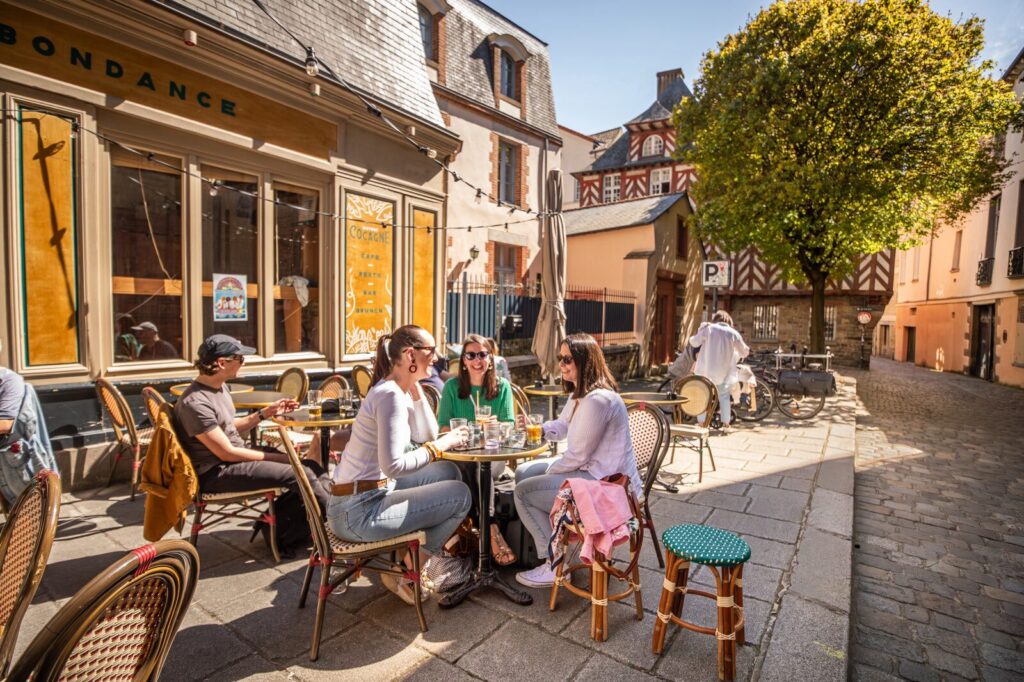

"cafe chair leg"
[263,491,281,563]
[310,564,331,661]
[410,542,428,633]
[299,554,317,609]
[631,536,644,620]
[189,501,205,548]
[591,563,609,642]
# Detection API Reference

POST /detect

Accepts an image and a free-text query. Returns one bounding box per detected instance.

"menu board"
[345,193,394,354]
[412,208,436,334]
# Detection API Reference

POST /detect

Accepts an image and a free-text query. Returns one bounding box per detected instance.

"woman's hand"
[436,426,469,451]
[514,414,526,429]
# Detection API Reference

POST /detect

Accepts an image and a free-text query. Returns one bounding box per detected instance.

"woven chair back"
[96,377,139,447]
[675,375,717,422]
[7,539,199,681]
[626,403,669,497]
[351,365,373,399]
[510,383,531,418]
[421,383,441,415]
[0,470,61,677]
[448,358,461,378]
[140,387,167,427]
[318,374,350,399]
[276,427,332,561]
[276,367,310,402]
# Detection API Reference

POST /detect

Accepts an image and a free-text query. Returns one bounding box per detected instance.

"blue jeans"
[513,457,596,554]
[697,381,733,427]
[327,461,470,554]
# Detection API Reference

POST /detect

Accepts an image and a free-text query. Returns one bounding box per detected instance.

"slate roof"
[442,0,560,137]
[627,73,693,125]
[564,193,687,236]
[152,0,444,127]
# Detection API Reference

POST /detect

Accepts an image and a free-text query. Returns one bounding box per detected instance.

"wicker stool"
[651,524,750,681]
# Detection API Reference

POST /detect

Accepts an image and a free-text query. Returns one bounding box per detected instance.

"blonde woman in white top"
[513,333,642,588]
[327,325,472,604]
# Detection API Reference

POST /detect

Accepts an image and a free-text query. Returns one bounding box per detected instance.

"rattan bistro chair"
[140,386,167,426]
[548,474,644,642]
[510,383,531,419]
[276,427,428,661]
[668,376,718,483]
[627,402,671,568]
[7,539,199,681]
[421,383,441,415]
[351,364,373,399]
[96,377,153,500]
[318,374,350,399]
[0,470,61,677]
[276,367,310,402]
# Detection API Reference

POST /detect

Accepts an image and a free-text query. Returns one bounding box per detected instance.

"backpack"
[253,488,312,557]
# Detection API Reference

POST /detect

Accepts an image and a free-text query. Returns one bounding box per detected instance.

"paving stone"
[563,601,661,670]
[926,645,980,679]
[162,604,252,679]
[745,485,809,523]
[286,621,431,681]
[855,626,927,663]
[979,643,1024,673]
[572,652,656,681]
[457,619,590,680]
[808,488,854,538]
[758,596,848,682]
[790,527,851,612]
[706,508,800,543]
[689,489,751,513]
[396,656,479,681]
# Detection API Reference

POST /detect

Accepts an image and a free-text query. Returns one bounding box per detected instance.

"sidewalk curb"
[753,376,856,682]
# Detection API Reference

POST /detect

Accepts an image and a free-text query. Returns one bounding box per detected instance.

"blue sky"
[483,0,1024,135]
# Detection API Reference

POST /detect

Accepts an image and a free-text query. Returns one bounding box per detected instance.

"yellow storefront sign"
[345,194,393,355]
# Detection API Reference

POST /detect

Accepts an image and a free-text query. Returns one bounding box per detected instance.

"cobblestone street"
[847,359,1024,681]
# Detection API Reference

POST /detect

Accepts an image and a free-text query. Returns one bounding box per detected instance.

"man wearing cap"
[173,334,331,510]
[133,322,177,361]
[115,313,142,361]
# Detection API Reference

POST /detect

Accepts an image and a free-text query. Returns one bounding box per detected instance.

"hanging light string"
[247,0,556,221]
[2,108,542,232]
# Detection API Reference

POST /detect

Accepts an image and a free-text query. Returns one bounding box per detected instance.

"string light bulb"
[208,179,219,197]
[304,47,319,77]
[70,122,79,140]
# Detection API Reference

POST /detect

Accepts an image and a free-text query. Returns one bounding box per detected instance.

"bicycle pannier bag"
[778,370,836,397]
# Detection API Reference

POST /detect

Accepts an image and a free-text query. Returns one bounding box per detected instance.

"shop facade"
[0,0,458,485]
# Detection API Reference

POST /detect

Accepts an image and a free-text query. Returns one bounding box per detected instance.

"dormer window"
[500,51,518,100]
[642,135,664,158]
[418,4,435,61]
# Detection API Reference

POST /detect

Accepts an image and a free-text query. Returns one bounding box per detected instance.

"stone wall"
[727,294,888,367]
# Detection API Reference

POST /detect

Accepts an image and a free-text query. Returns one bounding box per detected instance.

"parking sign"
[702,260,731,287]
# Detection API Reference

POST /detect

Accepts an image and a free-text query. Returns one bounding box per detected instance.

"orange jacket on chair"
[140,403,198,541]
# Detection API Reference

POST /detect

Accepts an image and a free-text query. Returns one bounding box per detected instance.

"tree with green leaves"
[674,0,1023,352]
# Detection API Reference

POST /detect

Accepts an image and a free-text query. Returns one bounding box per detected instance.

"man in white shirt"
[688,311,750,429]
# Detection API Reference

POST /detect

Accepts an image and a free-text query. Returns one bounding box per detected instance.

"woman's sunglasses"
[557,354,574,365]
[464,351,490,361]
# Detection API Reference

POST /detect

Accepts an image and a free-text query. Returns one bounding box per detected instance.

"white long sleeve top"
[689,322,750,386]
[542,388,644,496]
[333,380,439,483]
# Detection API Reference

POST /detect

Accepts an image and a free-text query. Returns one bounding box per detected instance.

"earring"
[409,362,418,373]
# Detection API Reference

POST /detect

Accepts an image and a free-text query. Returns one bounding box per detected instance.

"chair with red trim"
[0,470,61,678]
[7,539,199,681]
[276,427,427,661]
[627,401,671,568]
[548,474,645,642]
[96,377,152,500]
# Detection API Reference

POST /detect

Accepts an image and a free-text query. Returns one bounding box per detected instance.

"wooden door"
[651,279,676,365]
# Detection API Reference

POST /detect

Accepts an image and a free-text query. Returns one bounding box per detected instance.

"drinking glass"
[507,428,527,448]
[526,413,544,445]
[450,417,468,431]
[475,404,492,425]
[483,423,501,451]
[498,421,513,443]
[339,389,353,410]
[307,390,323,418]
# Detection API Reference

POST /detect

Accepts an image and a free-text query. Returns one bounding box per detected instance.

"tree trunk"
[809,271,827,354]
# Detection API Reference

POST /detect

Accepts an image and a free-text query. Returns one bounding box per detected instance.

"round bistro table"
[437,440,550,609]
[169,382,254,396]
[229,390,291,448]
[523,384,564,421]
[273,408,356,469]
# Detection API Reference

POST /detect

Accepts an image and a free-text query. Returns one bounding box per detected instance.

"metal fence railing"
[445,275,637,348]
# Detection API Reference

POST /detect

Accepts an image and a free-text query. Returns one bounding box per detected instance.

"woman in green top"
[437,334,517,564]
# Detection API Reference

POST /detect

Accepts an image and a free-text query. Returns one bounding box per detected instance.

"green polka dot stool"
[651,524,751,681]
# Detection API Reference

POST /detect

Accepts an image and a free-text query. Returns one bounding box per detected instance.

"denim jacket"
[0,383,57,503]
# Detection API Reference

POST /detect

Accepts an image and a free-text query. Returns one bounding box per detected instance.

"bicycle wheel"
[734,377,774,422]
[776,392,826,419]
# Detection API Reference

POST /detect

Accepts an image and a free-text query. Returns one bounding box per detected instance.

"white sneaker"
[515,562,556,588]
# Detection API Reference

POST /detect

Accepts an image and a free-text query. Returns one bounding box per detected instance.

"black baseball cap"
[197,334,255,364]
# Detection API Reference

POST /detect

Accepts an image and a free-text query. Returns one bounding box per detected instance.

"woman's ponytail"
[371,333,394,385]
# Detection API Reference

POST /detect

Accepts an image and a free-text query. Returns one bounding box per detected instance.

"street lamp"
[469,245,480,261]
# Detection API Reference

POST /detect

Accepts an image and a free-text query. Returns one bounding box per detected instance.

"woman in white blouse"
[514,333,643,588]
[327,325,471,604]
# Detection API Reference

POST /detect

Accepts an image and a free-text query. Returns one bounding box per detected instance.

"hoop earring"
[409,362,418,373]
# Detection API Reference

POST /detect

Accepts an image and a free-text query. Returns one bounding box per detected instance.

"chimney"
[657,68,684,96]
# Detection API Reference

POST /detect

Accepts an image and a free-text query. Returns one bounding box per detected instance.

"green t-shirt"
[437,377,515,428]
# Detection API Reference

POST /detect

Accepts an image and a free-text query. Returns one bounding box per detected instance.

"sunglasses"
[557,354,574,365]
[411,345,436,355]
[464,351,490,361]
[229,354,245,364]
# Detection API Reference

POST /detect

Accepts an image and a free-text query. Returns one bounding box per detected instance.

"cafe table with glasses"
[230,390,291,447]
[273,408,356,469]
[169,382,253,396]
[436,437,550,609]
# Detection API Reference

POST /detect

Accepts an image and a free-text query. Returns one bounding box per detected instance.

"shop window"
[650,167,671,195]
[345,193,395,354]
[110,148,184,363]
[202,166,260,351]
[603,174,620,203]
[499,140,518,205]
[16,108,81,366]
[752,304,779,341]
[274,185,320,354]
[500,50,518,100]
[412,208,437,334]
[643,135,664,158]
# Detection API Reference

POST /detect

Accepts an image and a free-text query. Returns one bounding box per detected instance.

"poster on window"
[345,194,393,354]
[213,273,248,321]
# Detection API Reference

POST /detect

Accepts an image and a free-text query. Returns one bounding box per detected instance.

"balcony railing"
[976,257,995,286]
[1009,246,1024,279]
